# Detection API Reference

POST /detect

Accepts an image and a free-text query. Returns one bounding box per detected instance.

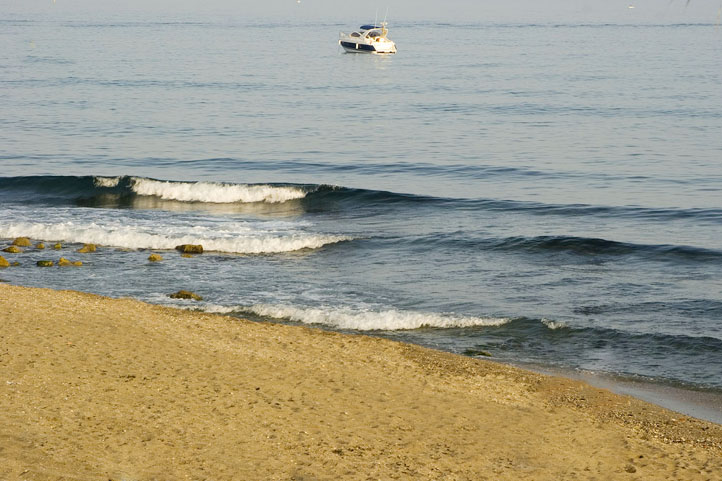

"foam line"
[0,222,350,254]
[129,177,308,204]
[230,303,510,331]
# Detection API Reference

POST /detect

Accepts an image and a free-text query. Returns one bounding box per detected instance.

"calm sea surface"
[1,11,721,406]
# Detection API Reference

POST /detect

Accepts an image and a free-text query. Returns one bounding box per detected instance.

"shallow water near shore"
[1,6,721,419]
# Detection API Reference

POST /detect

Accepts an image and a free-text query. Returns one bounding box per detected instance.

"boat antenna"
[375,9,378,27]
[383,7,389,26]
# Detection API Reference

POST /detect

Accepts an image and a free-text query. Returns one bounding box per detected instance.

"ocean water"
[1,9,721,405]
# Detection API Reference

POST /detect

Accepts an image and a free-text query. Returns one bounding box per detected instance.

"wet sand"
[1,283,720,480]
[529,365,722,426]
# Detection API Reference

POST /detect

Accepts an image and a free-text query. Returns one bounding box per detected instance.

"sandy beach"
[1,283,720,480]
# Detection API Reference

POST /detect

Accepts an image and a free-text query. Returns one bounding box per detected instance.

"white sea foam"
[228,303,510,331]
[93,176,121,188]
[541,318,568,330]
[129,177,307,204]
[0,222,350,254]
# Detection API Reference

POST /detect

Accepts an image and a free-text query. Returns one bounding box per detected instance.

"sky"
[2,0,721,23]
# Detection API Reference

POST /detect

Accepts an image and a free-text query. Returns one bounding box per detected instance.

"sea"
[1,5,721,421]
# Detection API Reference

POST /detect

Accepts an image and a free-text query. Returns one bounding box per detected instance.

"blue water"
[1,10,721,399]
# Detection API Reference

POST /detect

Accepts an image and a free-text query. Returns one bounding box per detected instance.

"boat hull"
[340,41,377,53]
[339,40,396,54]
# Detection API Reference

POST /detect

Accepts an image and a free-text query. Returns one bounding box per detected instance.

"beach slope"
[1,284,720,480]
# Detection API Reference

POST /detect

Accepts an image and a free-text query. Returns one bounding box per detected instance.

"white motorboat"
[339,23,396,54]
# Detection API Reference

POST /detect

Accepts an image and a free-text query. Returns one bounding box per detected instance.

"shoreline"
[522,363,722,425]
[1,283,721,479]
[246,317,722,425]
[271,323,722,426]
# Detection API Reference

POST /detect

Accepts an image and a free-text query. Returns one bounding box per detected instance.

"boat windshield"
[367,30,383,37]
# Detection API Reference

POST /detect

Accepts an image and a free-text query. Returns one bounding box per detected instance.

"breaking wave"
[2,175,721,224]
[0,175,313,205]
[205,303,511,331]
[541,318,568,330]
[0,221,350,254]
[127,177,308,203]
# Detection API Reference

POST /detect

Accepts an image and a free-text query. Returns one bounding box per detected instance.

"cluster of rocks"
[35,258,84,267]
[2,237,33,255]
[146,244,204,263]
[0,237,96,268]
[2,236,206,302]
[169,246,205,299]
[144,245,205,263]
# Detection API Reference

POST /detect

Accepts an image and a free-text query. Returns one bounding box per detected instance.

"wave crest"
[129,177,308,204]
[93,176,121,188]
[229,304,510,331]
[0,222,350,254]
[541,318,568,330]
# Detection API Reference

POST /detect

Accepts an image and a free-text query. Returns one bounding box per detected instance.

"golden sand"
[0,283,720,480]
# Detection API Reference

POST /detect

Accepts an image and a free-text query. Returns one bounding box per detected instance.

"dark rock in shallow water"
[77,243,97,253]
[148,253,163,262]
[36,242,45,249]
[176,244,203,254]
[57,257,83,267]
[53,243,62,250]
[12,237,32,247]
[0,256,9,268]
[463,349,493,357]
[2,246,22,254]
[37,260,54,267]
[169,290,203,301]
